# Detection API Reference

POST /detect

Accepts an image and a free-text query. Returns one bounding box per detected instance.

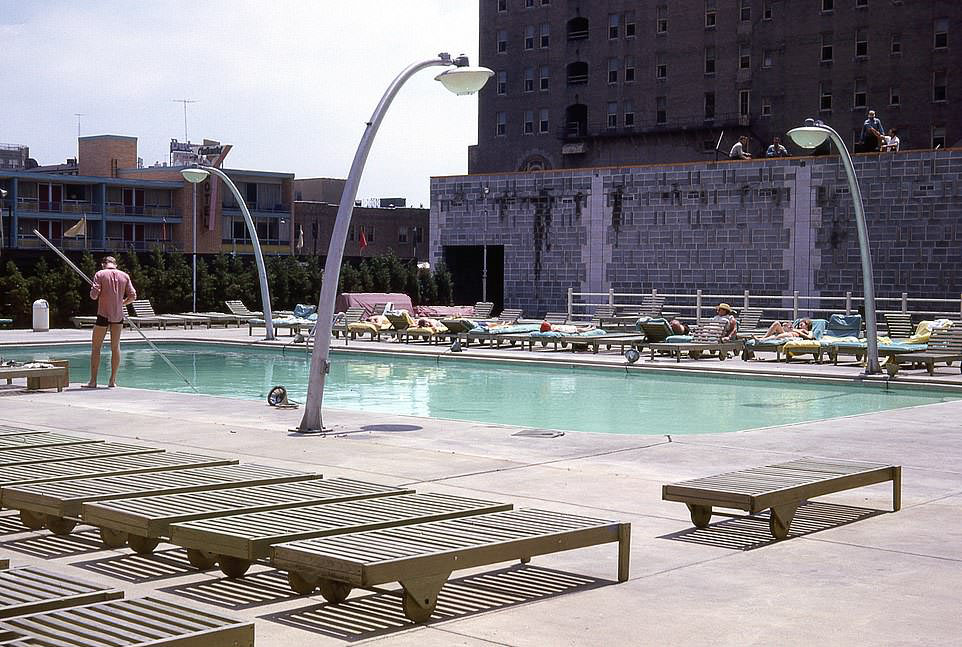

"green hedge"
[0,250,454,328]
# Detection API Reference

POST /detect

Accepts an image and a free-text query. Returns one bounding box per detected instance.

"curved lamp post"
[786,118,880,374]
[181,165,275,340]
[297,52,493,432]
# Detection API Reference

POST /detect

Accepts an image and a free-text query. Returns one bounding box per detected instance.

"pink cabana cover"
[335,292,414,317]
[414,305,476,317]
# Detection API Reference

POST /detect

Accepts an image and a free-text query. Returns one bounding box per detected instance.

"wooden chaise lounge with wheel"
[0,566,122,619]
[129,300,210,329]
[1,463,319,537]
[81,477,412,554]
[270,508,631,623]
[0,441,162,469]
[332,306,365,339]
[645,321,743,362]
[663,458,900,539]
[167,492,513,579]
[0,597,253,646]
[884,323,962,377]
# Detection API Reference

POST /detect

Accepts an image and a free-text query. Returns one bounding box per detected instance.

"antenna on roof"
[172,99,199,143]
[74,113,85,158]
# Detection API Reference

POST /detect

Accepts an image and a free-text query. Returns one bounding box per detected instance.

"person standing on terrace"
[729,136,752,159]
[85,256,136,388]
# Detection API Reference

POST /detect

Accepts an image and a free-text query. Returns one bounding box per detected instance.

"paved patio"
[1,326,960,645]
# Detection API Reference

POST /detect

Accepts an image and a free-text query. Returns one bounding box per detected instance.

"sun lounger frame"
[0,442,162,469]
[884,323,962,377]
[663,458,900,539]
[0,566,123,619]
[0,433,100,453]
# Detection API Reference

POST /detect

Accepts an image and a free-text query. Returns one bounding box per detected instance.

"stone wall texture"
[431,148,962,317]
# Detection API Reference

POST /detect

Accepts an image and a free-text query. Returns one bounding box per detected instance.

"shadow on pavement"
[74,547,201,583]
[0,527,105,559]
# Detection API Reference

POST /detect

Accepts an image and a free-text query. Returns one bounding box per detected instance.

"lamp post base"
[290,427,334,435]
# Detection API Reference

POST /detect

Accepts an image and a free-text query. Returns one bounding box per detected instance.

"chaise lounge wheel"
[287,571,318,595]
[688,350,703,360]
[44,515,77,536]
[218,555,252,579]
[769,514,791,540]
[688,505,712,529]
[127,534,160,555]
[99,527,128,548]
[317,578,352,604]
[19,510,45,531]
[402,590,437,623]
[186,548,217,569]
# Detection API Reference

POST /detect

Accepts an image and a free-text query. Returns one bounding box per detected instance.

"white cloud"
[0,0,480,206]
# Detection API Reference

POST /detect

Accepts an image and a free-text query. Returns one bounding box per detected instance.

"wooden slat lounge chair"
[646,321,743,362]
[129,300,210,329]
[69,315,100,328]
[735,307,765,338]
[2,464,320,539]
[332,306,365,339]
[82,478,412,554]
[663,458,900,539]
[177,311,241,327]
[0,597,254,646]
[543,311,568,324]
[0,432,100,452]
[473,301,494,319]
[0,425,42,436]
[225,299,262,319]
[638,294,666,318]
[168,492,512,579]
[271,508,631,623]
[497,307,523,323]
[0,442,161,469]
[885,323,962,377]
[0,365,70,392]
[385,312,414,341]
[0,452,235,490]
[884,312,914,340]
[0,566,123,619]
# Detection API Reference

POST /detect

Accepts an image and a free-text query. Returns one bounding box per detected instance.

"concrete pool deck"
[1,326,961,645]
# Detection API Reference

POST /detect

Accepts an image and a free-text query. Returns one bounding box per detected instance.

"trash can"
[32,299,49,332]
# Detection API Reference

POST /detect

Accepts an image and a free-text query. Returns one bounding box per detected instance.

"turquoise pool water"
[5,343,957,435]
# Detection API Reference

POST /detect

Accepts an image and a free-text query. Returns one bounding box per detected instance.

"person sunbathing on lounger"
[763,318,813,340]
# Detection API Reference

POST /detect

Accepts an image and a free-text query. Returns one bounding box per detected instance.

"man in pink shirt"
[85,256,136,388]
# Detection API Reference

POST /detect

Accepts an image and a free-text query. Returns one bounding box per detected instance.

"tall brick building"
[471,0,961,173]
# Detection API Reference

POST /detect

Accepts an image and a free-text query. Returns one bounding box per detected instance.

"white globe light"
[786,126,830,149]
[435,66,494,95]
[180,168,210,184]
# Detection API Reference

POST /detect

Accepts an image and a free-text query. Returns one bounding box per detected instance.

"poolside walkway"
[1,327,961,645]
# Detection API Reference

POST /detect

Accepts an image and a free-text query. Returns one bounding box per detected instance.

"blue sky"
[0,0,480,207]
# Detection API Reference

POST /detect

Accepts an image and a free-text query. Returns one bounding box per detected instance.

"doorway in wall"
[443,245,504,314]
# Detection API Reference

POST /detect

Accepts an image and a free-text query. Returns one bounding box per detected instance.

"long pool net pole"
[32,230,199,393]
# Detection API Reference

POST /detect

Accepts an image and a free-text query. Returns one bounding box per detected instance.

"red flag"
[359,227,368,251]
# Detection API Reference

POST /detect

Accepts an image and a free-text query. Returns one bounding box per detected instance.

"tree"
[0,261,31,326]
[417,267,437,305]
[433,260,453,305]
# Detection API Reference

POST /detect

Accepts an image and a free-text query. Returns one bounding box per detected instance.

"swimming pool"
[5,343,957,435]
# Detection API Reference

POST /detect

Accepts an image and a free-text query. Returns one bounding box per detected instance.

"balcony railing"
[104,238,183,252]
[105,205,179,218]
[222,203,291,214]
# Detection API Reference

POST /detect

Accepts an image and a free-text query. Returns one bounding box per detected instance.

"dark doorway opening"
[443,245,504,314]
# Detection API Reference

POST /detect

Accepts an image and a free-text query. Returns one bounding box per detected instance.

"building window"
[541,0,550,5]
[822,0,833,12]
[761,97,772,116]
[608,13,619,39]
[704,92,715,120]
[821,34,834,62]
[498,0,507,11]
[656,6,668,33]
[738,89,750,116]
[853,78,867,108]
[820,83,833,111]
[656,96,667,124]
[607,102,618,129]
[855,29,868,57]
[933,70,947,102]
[705,46,716,74]
[932,126,946,148]
[763,49,774,67]
[524,67,534,92]
[656,55,667,80]
[705,0,716,28]
[624,101,634,127]
[496,111,507,136]
[625,11,636,37]
[889,86,900,106]
[566,16,589,41]
[625,56,635,82]
[740,0,751,21]
[891,33,901,55]
[856,0,868,7]
[525,0,534,7]
[566,61,588,85]
[608,58,619,84]
[763,1,773,20]
[934,18,948,49]
[524,25,535,50]
[539,65,550,90]
[539,108,549,133]
[398,227,408,243]
[367,226,375,243]
[497,30,507,53]
[739,44,751,69]
[524,110,534,134]
[497,71,507,95]
[540,23,550,48]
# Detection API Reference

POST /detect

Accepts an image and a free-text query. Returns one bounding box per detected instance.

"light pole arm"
[299,54,456,432]
[202,165,275,340]
[822,124,880,374]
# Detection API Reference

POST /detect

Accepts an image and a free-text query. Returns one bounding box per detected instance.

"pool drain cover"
[512,428,565,438]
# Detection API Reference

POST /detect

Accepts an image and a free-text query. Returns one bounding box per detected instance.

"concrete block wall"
[431,149,962,316]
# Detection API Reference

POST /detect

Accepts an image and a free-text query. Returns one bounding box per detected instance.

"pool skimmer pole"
[32,229,199,393]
